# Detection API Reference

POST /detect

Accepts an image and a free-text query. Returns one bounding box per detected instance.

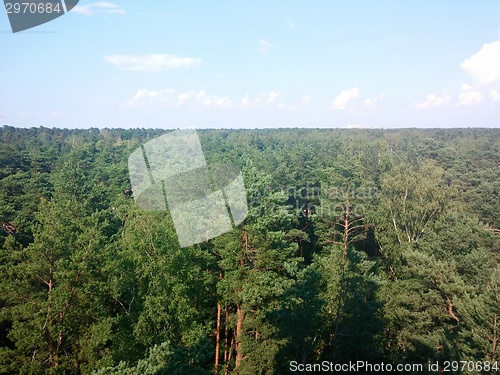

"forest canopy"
[0,126,499,374]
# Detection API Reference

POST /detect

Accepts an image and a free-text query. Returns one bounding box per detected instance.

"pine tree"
[213,165,302,374]
[0,161,120,373]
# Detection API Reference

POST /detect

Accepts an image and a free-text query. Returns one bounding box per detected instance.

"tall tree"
[0,161,120,373]
[213,164,302,374]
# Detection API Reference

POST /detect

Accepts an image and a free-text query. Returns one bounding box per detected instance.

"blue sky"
[1,1,500,129]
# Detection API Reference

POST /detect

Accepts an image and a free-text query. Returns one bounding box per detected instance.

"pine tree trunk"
[235,303,244,371]
[224,303,229,363]
[234,230,248,371]
[343,195,349,254]
[215,299,222,370]
[215,272,223,371]
[225,335,234,375]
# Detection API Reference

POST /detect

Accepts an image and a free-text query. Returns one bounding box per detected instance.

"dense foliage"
[0,125,499,374]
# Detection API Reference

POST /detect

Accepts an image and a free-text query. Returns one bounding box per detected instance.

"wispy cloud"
[331,88,384,111]
[125,88,175,108]
[411,83,494,110]
[277,95,312,111]
[258,39,274,54]
[126,90,312,115]
[301,95,312,105]
[412,92,451,109]
[489,89,500,102]
[104,54,202,72]
[331,87,359,110]
[126,88,231,109]
[175,92,192,107]
[125,88,314,111]
[241,91,281,108]
[196,90,232,109]
[284,17,295,28]
[72,2,125,16]
[362,93,385,110]
[457,83,484,106]
[412,83,499,109]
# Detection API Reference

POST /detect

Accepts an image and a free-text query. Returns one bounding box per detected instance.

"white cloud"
[362,93,385,109]
[489,89,500,102]
[125,88,175,108]
[412,35,500,110]
[258,39,274,54]
[460,37,500,84]
[301,95,312,105]
[196,90,232,109]
[331,89,383,111]
[412,83,493,109]
[412,93,451,109]
[457,83,484,106]
[104,54,202,72]
[263,91,280,104]
[72,2,125,15]
[126,88,231,109]
[277,95,312,111]
[126,88,314,111]
[331,87,359,110]
[241,91,281,108]
[241,95,252,109]
[175,92,192,107]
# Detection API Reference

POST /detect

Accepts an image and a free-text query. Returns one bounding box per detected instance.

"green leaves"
[376,161,450,245]
[1,127,499,373]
